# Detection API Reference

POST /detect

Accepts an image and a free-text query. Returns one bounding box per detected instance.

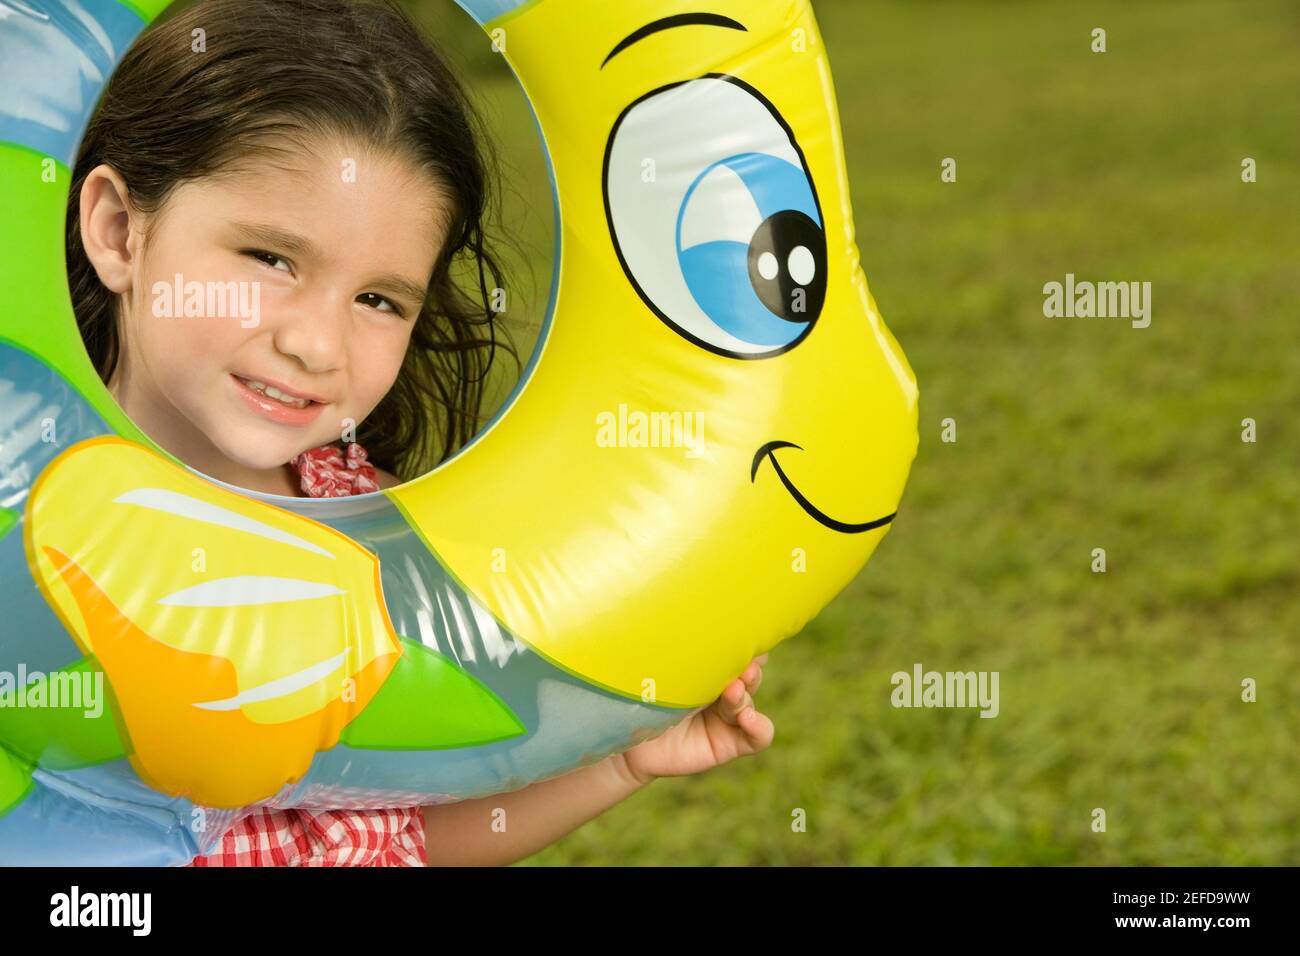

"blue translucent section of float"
[453,0,532,27]
[0,341,112,677]
[0,770,201,866]
[0,0,145,165]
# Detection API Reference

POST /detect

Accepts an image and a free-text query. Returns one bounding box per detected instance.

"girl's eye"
[244,250,292,273]
[357,293,404,317]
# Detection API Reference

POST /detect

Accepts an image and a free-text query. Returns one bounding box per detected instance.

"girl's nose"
[272,294,348,374]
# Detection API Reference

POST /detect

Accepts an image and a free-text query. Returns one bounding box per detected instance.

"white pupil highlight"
[788,246,816,286]
[757,252,780,281]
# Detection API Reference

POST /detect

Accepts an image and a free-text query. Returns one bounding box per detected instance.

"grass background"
[147,0,1296,863]
[407,0,1298,865]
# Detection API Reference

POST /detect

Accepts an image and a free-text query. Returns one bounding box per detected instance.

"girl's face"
[87,137,450,494]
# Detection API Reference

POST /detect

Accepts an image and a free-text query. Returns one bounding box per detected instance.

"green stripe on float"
[340,637,527,750]
[0,146,77,372]
[118,0,176,24]
[0,749,33,816]
[0,508,17,541]
[0,657,128,773]
[0,144,152,447]
[0,748,34,819]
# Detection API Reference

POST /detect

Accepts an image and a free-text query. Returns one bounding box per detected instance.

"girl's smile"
[230,372,328,426]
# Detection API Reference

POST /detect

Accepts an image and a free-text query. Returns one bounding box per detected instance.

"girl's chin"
[209,432,324,474]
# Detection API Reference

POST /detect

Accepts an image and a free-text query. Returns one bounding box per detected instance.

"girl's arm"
[420,656,772,866]
[420,753,645,867]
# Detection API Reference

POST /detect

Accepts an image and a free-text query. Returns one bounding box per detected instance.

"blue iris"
[676,152,823,348]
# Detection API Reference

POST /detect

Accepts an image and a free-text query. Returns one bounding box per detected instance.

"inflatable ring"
[0,0,918,865]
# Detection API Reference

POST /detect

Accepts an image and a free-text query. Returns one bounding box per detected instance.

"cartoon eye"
[603,75,826,359]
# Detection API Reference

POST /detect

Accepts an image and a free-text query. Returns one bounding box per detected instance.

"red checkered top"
[187,806,426,867]
[290,441,381,497]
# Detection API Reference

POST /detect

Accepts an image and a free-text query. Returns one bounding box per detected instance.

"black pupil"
[746,210,827,323]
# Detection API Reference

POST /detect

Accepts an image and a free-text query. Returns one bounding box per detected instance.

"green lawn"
[434,0,1297,865]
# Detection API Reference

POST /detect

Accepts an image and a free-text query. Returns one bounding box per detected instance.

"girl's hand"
[617,655,774,787]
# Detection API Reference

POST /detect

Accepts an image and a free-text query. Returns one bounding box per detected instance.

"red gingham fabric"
[289,441,381,497]
[187,807,426,867]
[185,442,424,867]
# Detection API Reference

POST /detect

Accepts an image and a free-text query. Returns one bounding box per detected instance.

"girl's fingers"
[715,655,770,726]
[706,662,775,754]
[716,679,751,726]
[736,704,775,751]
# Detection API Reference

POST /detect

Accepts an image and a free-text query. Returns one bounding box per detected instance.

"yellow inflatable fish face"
[25,437,402,808]
[393,0,919,706]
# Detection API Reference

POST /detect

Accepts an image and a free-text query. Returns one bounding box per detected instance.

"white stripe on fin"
[158,576,345,607]
[193,650,349,711]
[114,488,335,558]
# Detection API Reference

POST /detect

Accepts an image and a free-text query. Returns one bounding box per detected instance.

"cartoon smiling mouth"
[751,440,897,535]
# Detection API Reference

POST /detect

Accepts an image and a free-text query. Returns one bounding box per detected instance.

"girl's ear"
[80,164,140,294]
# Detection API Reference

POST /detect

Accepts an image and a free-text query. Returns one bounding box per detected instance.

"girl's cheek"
[132,254,248,344]
[356,328,411,404]
[135,300,253,377]
[174,294,252,340]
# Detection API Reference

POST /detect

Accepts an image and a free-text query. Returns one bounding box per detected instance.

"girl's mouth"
[230,374,327,426]
[235,375,311,408]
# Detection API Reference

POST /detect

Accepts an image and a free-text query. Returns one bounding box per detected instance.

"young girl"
[66,0,773,866]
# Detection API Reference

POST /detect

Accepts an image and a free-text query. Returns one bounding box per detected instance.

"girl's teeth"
[242,378,310,408]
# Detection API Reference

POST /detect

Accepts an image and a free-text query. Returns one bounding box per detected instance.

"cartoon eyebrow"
[601,13,748,69]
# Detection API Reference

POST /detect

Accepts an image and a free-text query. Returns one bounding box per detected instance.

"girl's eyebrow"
[368,274,430,306]
[230,221,321,259]
[230,221,428,304]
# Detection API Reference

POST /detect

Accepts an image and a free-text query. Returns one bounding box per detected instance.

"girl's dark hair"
[66,0,518,479]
